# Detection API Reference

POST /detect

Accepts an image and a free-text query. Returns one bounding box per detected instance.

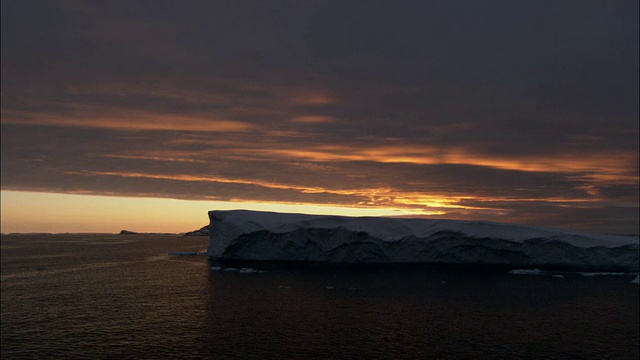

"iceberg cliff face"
[207,210,639,271]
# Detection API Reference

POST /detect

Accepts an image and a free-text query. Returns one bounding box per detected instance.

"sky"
[1,0,638,234]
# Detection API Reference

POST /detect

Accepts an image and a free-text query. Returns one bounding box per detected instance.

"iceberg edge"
[207,210,639,272]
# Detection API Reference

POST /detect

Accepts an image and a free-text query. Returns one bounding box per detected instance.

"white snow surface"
[207,210,639,271]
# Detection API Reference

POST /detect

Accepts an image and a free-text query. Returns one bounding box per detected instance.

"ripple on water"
[1,236,638,359]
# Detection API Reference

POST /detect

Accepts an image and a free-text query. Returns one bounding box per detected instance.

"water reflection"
[201,262,639,359]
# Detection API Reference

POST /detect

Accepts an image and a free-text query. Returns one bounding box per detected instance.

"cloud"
[288,115,335,124]
[1,109,255,132]
[1,0,637,234]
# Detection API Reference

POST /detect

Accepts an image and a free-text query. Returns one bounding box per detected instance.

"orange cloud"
[102,153,207,163]
[288,115,336,123]
[286,92,336,106]
[69,170,333,194]
[1,109,254,132]
[66,169,603,216]
[253,144,637,184]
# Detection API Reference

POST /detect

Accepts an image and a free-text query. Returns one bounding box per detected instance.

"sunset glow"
[0,190,422,233]
[1,1,637,234]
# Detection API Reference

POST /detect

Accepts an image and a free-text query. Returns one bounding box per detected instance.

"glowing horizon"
[0,190,428,234]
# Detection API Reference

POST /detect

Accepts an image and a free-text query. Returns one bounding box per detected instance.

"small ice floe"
[223,268,239,272]
[348,287,359,291]
[325,286,335,290]
[631,275,639,284]
[238,268,258,274]
[508,269,543,275]
[210,266,222,271]
[441,280,447,284]
[552,275,565,278]
[168,251,199,256]
[579,272,628,277]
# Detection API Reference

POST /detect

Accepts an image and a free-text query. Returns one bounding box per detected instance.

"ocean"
[1,234,638,359]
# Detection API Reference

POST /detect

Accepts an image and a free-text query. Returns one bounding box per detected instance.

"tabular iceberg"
[207,210,639,271]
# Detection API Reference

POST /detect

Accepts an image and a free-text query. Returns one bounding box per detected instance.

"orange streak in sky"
[67,170,615,215]
[258,145,637,183]
[102,154,207,163]
[1,109,254,132]
[288,115,336,123]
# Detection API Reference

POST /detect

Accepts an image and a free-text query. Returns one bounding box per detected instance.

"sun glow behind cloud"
[1,1,637,234]
[65,169,600,215]
[66,170,481,207]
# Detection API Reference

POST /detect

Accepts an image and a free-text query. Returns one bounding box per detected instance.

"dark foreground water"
[1,234,638,359]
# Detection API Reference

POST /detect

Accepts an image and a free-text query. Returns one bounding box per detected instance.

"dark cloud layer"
[1,0,638,233]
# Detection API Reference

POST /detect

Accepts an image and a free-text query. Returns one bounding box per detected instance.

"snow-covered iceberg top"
[207,210,639,271]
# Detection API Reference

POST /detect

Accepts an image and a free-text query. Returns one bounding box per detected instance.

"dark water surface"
[2,234,638,359]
